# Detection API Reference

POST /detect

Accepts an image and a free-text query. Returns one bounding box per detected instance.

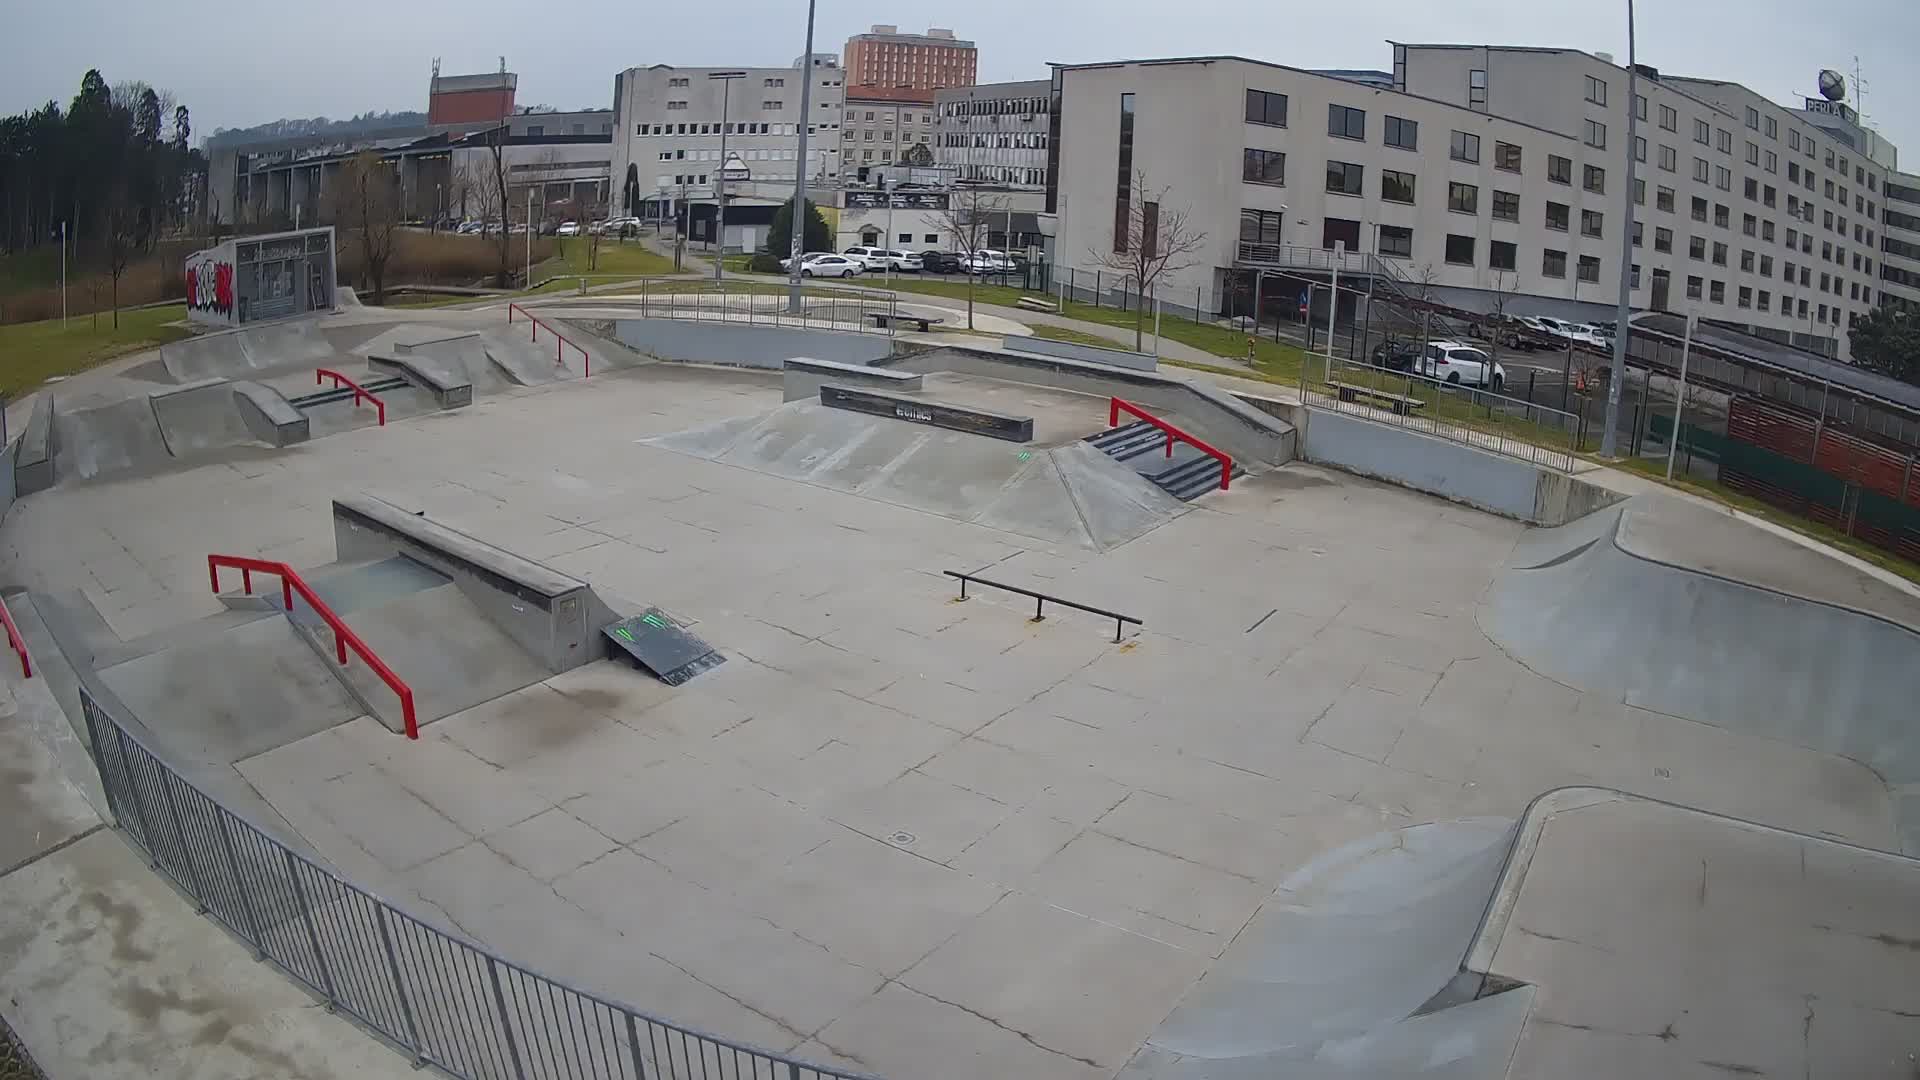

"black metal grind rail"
[944,570,1143,643]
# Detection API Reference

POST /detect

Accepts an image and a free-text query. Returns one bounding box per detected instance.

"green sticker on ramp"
[614,627,635,642]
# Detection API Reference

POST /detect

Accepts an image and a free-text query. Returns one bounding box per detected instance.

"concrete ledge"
[783,357,922,402]
[611,318,891,370]
[1297,408,1622,525]
[892,346,1297,467]
[231,382,309,448]
[371,354,474,409]
[332,494,614,673]
[1002,334,1157,372]
[14,393,55,495]
[819,383,1034,442]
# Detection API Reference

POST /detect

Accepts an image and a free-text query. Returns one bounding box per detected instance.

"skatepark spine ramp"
[1480,494,1920,852]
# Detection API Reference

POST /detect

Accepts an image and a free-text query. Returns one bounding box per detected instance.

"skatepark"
[1,295,1916,1079]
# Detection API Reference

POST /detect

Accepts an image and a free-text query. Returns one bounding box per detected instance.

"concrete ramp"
[643,402,1189,549]
[148,378,255,455]
[161,319,336,382]
[53,396,172,480]
[382,329,513,394]
[1121,817,1525,1080]
[1481,494,1920,851]
[481,327,579,385]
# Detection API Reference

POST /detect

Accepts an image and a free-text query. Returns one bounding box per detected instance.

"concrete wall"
[1003,334,1156,372]
[14,394,55,496]
[782,357,922,401]
[611,319,893,370]
[1296,407,1622,524]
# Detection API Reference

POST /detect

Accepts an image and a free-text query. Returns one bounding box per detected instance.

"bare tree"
[480,120,513,287]
[326,151,402,304]
[565,194,601,272]
[932,185,1010,330]
[1087,170,1208,351]
[103,177,139,328]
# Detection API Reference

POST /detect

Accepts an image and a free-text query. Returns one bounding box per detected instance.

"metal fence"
[1304,353,1585,473]
[79,683,871,1080]
[628,284,902,337]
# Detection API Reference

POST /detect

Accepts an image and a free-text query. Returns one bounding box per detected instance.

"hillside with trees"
[207,110,427,149]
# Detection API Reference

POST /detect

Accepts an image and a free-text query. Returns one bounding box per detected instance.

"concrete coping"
[147,376,232,402]
[370,354,472,396]
[1001,333,1157,372]
[785,357,921,383]
[393,332,483,355]
[333,494,587,604]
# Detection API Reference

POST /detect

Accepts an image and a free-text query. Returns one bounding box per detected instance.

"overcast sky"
[5,0,1918,158]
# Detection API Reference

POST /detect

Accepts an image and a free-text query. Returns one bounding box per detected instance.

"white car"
[555,221,581,237]
[871,250,922,273]
[1419,341,1507,392]
[842,246,894,270]
[965,250,1013,273]
[778,251,837,272]
[798,254,863,278]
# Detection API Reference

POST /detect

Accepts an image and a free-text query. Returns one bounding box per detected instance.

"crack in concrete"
[896,983,1102,1068]
[649,952,816,1046]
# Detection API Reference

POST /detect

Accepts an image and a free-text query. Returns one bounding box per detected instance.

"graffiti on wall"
[185,258,235,317]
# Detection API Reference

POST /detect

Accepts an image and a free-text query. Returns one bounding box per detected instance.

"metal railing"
[945,570,1142,643]
[1234,241,1412,284]
[1305,353,1586,473]
[0,594,31,677]
[208,554,418,739]
[315,369,388,426]
[79,680,871,1080]
[508,303,592,375]
[627,284,902,337]
[1110,397,1234,492]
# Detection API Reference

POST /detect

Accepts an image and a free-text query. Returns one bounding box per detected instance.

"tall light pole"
[787,0,819,313]
[1600,0,1641,456]
[710,71,747,282]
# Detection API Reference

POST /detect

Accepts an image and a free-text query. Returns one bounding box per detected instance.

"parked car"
[965,250,1013,274]
[870,250,922,273]
[842,246,892,270]
[555,221,581,237]
[456,221,485,235]
[1419,340,1506,391]
[1369,339,1421,371]
[778,251,836,272]
[919,251,967,274]
[798,254,864,278]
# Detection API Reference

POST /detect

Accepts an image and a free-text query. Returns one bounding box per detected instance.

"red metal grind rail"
[1109,397,1235,491]
[508,302,591,376]
[0,595,32,677]
[208,555,419,739]
[315,368,387,425]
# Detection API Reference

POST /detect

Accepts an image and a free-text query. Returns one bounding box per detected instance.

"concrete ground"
[4,341,1909,1079]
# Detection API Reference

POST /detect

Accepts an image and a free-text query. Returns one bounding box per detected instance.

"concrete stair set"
[1086,420,1245,502]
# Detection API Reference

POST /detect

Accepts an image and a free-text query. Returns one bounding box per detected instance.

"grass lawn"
[0,305,190,397]
[1614,455,1920,586]
[381,293,486,309]
[548,236,679,278]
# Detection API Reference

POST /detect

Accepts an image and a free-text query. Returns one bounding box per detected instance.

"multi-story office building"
[935,79,1053,189]
[841,86,936,180]
[608,62,847,246]
[841,26,976,92]
[1051,44,1901,360]
[1879,172,1920,310]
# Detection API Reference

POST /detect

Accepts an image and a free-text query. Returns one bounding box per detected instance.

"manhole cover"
[890,831,917,846]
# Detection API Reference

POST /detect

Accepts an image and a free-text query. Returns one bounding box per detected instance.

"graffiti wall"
[184,242,237,327]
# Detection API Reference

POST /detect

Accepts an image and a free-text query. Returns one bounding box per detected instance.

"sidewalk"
[0,672,419,1080]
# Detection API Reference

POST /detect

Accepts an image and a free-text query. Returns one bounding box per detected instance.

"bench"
[1328,380,1426,416]
[1016,296,1059,313]
[866,311,943,332]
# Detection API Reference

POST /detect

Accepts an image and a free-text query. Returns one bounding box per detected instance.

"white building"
[1050,46,1901,360]
[935,79,1053,189]
[608,62,847,247]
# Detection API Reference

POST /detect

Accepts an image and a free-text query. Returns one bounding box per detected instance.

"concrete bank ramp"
[1121,816,1530,1080]
[1481,494,1920,851]
[643,401,1189,549]
[160,318,335,382]
[354,326,514,394]
[51,396,171,481]
[480,326,582,385]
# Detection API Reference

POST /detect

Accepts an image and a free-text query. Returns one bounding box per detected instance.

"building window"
[1245,89,1288,127]
[1659,145,1676,173]
[1583,164,1605,194]
[1694,118,1711,145]
[1584,119,1606,149]
[1717,128,1732,154]
[1711,280,1726,303]
[1495,141,1521,172]
[1744,177,1759,201]
[1687,274,1704,299]
[1380,168,1416,203]
[1743,213,1757,236]
[1242,148,1285,186]
[1763,184,1776,207]
[1715,204,1730,228]
[1789,161,1801,183]
[1492,190,1520,221]
[1655,227,1673,252]
[1691,196,1709,222]
[1741,249,1756,272]
[1448,182,1479,214]
[1632,221,1644,247]
[1657,187,1675,212]
[1384,115,1418,150]
[1631,263,1642,288]
[1694,157,1711,183]
[1546,201,1570,231]
[1634,136,1647,164]
[1582,209,1604,238]
[1468,69,1487,111]
[1113,93,1135,253]
[1377,224,1413,258]
[1758,290,1771,311]
[1746,142,1760,166]
[1585,75,1608,105]
[1542,249,1567,278]
[1446,234,1476,265]
[1634,178,1646,205]
[1325,160,1364,196]
[1790,129,1802,151]
[1760,255,1773,276]
[1712,241,1728,266]
[1328,104,1366,140]
[1635,94,1648,121]
[1690,236,1706,260]
[1490,240,1517,271]
[1578,255,1601,282]
[1659,104,1678,131]
[1766,151,1778,174]
[1450,130,1480,163]
[1744,106,1760,130]
[1240,208,1285,246]
[1548,155,1572,184]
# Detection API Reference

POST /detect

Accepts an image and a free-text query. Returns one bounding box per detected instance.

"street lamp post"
[710,71,747,282]
[787,0,819,313]
[1600,0,1641,456]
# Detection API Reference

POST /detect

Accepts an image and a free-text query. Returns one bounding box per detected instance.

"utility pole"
[1665,311,1696,479]
[1600,0,1641,456]
[787,0,818,313]
[710,71,746,282]
[60,221,67,326]
[525,188,533,287]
